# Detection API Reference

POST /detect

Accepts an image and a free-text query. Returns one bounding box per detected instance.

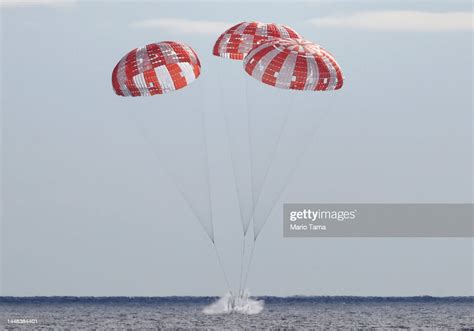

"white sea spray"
[203,291,264,315]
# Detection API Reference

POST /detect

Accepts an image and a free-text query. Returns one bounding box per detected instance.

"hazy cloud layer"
[130,18,233,35]
[0,0,76,7]
[307,11,473,31]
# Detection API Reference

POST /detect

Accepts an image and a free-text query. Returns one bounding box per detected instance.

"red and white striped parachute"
[243,38,344,91]
[213,22,302,60]
[112,41,201,96]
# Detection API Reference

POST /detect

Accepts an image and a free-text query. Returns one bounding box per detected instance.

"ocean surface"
[1,296,473,330]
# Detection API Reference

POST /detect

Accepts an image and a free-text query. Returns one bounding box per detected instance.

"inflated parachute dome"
[112,41,201,96]
[213,21,302,60]
[243,38,344,91]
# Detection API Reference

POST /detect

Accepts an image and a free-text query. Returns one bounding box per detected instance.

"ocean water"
[1,296,472,330]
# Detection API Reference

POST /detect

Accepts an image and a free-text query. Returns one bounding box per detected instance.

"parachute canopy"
[243,38,344,91]
[213,22,302,60]
[112,41,201,97]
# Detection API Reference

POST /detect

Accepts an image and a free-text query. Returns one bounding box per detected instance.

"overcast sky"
[1,0,473,297]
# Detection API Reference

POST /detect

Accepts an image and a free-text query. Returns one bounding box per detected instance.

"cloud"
[307,11,473,31]
[0,0,76,7]
[130,18,232,35]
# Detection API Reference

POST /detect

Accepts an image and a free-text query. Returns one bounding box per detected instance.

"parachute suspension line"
[217,63,246,233]
[251,91,296,216]
[255,98,337,239]
[242,235,256,292]
[243,97,336,291]
[236,75,258,294]
[240,86,296,291]
[199,96,215,242]
[212,241,233,296]
[238,234,246,296]
[244,76,256,210]
[241,81,298,293]
[217,64,248,296]
[199,98,233,295]
[125,109,213,243]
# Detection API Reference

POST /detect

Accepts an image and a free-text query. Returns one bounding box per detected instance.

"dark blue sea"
[1,296,473,330]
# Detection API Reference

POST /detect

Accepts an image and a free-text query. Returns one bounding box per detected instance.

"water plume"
[203,291,264,315]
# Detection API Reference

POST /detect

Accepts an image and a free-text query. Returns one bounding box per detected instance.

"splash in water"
[203,291,264,315]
